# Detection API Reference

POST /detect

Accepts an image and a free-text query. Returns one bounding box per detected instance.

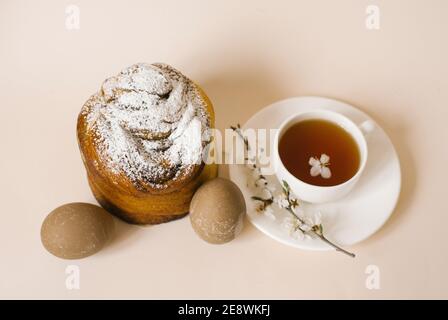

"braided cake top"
[80,63,211,190]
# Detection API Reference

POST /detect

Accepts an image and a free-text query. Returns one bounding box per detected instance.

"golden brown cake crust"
[77,63,217,224]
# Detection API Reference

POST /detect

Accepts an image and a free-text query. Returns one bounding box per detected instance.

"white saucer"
[228,97,401,250]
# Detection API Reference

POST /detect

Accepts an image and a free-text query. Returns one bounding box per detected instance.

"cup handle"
[358,120,375,137]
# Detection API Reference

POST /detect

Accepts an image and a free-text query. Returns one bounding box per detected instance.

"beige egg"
[41,203,114,259]
[190,178,246,244]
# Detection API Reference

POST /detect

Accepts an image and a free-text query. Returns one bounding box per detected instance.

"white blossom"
[256,187,272,200]
[282,217,303,239]
[282,216,296,231]
[309,154,332,179]
[276,194,290,209]
[300,223,312,232]
[281,214,317,240]
[264,206,276,220]
[265,183,276,194]
[290,227,305,240]
[304,211,322,227]
[254,176,268,188]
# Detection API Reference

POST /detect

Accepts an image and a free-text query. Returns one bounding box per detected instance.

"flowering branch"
[231,124,355,258]
[280,181,355,258]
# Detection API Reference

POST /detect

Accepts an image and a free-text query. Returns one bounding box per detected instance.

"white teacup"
[273,110,373,203]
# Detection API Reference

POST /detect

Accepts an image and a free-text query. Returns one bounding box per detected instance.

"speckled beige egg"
[190,178,246,244]
[41,203,114,259]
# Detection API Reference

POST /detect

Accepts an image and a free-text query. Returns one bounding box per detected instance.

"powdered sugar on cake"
[80,63,211,190]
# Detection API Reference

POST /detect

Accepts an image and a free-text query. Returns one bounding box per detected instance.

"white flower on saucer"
[276,194,290,209]
[254,176,268,188]
[309,154,332,179]
[282,217,303,239]
[264,206,276,221]
[256,187,272,201]
[300,223,312,232]
[304,211,322,227]
[290,228,306,240]
[281,217,313,240]
[265,183,276,194]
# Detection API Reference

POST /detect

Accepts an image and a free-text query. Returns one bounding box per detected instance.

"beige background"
[1,0,447,299]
